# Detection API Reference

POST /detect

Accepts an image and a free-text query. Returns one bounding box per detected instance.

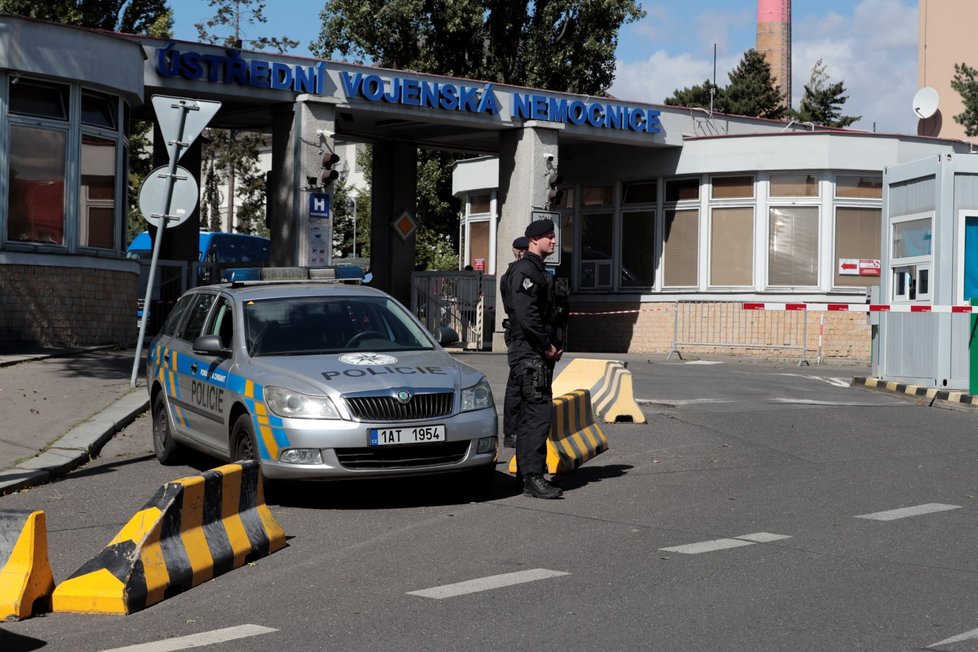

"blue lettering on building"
[512,92,662,135]
[339,71,500,116]
[156,45,325,94]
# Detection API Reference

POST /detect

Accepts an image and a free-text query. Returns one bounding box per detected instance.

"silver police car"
[146,280,497,483]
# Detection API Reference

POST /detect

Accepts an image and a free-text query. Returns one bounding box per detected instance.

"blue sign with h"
[310,192,331,218]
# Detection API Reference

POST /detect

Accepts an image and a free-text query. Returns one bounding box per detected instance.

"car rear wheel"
[152,393,184,465]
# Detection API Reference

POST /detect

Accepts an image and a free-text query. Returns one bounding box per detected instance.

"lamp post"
[347,196,357,258]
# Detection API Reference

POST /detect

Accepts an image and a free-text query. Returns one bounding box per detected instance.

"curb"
[0,392,150,496]
[851,377,978,407]
[0,345,118,369]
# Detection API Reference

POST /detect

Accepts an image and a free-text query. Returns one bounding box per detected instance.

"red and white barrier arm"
[743,302,975,313]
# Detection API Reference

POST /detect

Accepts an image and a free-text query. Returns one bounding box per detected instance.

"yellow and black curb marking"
[52,461,286,615]
[0,509,54,620]
[552,359,646,423]
[852,377,978,406]
[509,390,610,475]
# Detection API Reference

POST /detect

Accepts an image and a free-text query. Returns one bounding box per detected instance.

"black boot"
[522,473,563,499]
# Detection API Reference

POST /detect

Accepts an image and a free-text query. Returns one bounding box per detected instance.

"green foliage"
[330,180,371,259]
[790,59,860,128]
[201,158,224,232]
[723,49,785,119]
[951,62,978,138]
[664,80,723,111]
[0,0,170,34]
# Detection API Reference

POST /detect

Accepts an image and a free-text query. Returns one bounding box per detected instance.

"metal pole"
[130,101,194,387]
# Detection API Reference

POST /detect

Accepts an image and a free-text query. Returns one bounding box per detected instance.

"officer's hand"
[544,345,560,362]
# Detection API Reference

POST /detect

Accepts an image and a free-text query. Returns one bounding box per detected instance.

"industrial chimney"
[756,0,791,110]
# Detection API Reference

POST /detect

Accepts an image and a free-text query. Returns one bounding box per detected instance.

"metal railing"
[668,301,810,366]
[411,271,489,350]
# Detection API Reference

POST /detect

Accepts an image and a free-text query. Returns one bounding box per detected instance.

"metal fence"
[411,271,492,350]
[668,301,810,366]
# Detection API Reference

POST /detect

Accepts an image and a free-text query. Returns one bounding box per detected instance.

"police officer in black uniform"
[500,236,529,448]
[507,219,563,499]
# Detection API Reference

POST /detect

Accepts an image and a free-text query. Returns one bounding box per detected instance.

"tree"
[723,49,785,119]
[312,0,642,269]
[791,59,860,128]
[951,62,978,137]
[0,0,169,34]
[193,0,298,234]
[664,79,724,112]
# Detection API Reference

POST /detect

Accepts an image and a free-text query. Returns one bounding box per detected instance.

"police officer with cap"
[506,219,563,499]
[500,235,529,448]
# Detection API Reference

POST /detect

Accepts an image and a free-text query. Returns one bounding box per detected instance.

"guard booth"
[875,153,978,389]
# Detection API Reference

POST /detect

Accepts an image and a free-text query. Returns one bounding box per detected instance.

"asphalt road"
[4,354,978,652]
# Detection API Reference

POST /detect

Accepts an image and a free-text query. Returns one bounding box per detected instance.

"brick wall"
[0,265,138,351]
[566,300,871,362]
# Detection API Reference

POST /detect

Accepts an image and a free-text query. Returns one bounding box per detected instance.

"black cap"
[512,236,529,250]
[525,219,555,238]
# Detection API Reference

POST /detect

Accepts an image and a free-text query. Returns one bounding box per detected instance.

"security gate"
[411,271,493,350]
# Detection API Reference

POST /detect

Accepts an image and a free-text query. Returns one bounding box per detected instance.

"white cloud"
[612,0,919,134]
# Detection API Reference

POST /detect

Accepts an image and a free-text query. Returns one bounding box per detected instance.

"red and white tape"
[743,302,974,313]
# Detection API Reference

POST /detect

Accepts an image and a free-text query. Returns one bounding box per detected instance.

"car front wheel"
[231,414,259,462]
[152,393,184,465]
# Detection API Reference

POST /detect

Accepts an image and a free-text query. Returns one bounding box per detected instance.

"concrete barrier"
[0,509,54,620]
[551,358,646,423]
[52,461,285,615]
[508,390,609,475]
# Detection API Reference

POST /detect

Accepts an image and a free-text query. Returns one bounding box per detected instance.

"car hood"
[247,349,482,396]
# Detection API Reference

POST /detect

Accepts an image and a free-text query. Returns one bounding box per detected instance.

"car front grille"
[336,441,470,469]
[345,392,454,421]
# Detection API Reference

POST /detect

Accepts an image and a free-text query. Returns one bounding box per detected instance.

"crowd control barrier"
[551,359,646,423]
[508,390,609,475]
[52,461,285,615]
[0,509,54,620]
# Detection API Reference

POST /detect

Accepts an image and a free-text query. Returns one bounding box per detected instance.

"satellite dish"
[913,87,939,119]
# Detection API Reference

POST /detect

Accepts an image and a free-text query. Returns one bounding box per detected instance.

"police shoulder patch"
[522,278,534,290]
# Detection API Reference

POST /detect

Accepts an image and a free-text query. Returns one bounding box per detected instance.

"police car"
[146,279,498,483]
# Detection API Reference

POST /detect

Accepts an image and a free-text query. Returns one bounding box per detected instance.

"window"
[79,135,117,249]
[770,173,819,197]
[180,294,216,343]
[768,207,819,286]
[469,193,490,215]
[623,181,657,205]
[9,78,69,120]
[468,221,489,269]
[663,209,698,286]
[666,178,699,202]
[553,186,575,209]
[834,207,881,287]
[836,175,882,199]
[7,125,67,245]
[892,218,932,258]
[580,212,613,289]
[711,207,754,286]
[711,175,754,199]
[581,184,613,207]
[81,90,118,129]
[209,298,235,349]
[162,294,195,337]
[620,210,655,288]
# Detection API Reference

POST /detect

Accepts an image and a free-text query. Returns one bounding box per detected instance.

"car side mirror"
[433,326,459,346]
[193,334,230,357]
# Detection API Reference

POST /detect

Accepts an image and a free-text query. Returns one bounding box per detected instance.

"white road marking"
[100,625,277,652]
[929,626,978,648]
[407,568,569,599]
[855,503,962,521]
[776,373,852,388]
[684,360,723,365]
[635,398,734,406]
[660,533,792,554]
[768,398,889,406]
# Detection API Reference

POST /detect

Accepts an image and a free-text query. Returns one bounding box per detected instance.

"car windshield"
[244,295,435,356]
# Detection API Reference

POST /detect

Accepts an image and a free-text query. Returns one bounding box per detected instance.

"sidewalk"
[0,347,149,495]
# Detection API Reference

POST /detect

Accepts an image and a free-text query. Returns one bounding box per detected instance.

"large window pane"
[468,220,489,269]
[580,212,613,288]
[834,207,881,287]
[80,135,117,249]
[9,78,68,120]
[770,173,819,197]
[892,218,932,258]
[666,178,699,202]
[623,181,657,204]
[621,210,655,287]
[469,193,490,215]
[768,206,819,286]
[711,207,753,286]
[836,175,882,199]
[664,209,698,286]
[7,125,66,245]
[582,185,613,207]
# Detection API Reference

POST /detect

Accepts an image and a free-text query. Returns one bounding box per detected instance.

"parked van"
[127,230,271,281]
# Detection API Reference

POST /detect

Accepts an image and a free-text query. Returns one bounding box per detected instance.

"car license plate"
[370,425,445,446]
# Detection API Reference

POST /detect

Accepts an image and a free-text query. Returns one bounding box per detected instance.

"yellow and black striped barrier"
[0,509,54,620]
[551,359,646,423]
[508,390,609,475]
[52,461,286,615]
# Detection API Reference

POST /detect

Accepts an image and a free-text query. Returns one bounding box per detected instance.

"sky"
[166,0,919,134]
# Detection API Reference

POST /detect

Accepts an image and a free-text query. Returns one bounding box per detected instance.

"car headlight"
[264,386,340,419]
[461,378,494,412]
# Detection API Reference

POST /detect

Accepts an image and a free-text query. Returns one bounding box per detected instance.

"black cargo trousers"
[507,337,554,476]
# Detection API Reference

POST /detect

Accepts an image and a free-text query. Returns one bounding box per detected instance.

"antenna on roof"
[710,43,717,116]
